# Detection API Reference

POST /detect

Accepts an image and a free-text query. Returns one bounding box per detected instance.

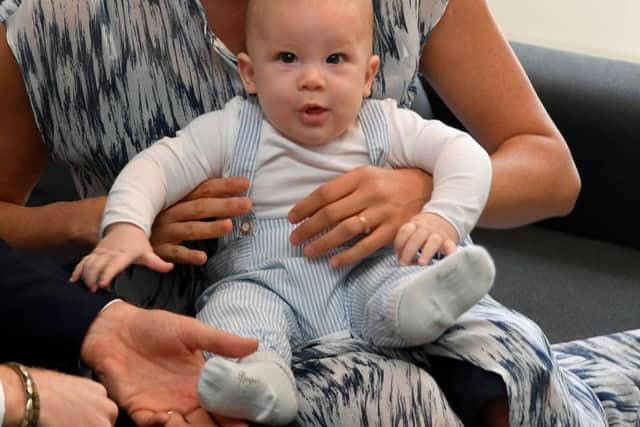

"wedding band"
[167,410,179,417]
[358,215,371,235]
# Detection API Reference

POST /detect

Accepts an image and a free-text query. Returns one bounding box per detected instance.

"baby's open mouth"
[303,106,327,115]
[300,104,329,125]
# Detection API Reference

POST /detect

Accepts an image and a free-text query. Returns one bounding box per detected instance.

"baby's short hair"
[245,0,375,53]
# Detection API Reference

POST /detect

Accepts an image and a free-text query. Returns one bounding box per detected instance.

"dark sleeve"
[0,240,116,373]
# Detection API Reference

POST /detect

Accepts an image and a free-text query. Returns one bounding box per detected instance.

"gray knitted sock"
[198,350,298,425]
[389,245,495,345]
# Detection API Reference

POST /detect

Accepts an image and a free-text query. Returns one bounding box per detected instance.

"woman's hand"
[149,177,252,266]
[288,166,432,268]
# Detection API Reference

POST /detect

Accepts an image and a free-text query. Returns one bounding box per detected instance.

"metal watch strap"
[7,363,39,427]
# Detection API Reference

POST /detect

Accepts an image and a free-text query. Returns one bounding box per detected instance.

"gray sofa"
[30,42,640,345]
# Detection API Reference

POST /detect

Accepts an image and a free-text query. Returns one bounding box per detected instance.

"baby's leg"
[390,246,495,345]
[351,245,495,347]
[196,282,299,425]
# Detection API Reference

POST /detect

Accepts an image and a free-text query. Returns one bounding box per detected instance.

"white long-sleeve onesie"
[101,98,491,239]
[102,97,491,242]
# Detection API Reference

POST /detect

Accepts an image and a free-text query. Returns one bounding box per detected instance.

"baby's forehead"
[246,0,374,51]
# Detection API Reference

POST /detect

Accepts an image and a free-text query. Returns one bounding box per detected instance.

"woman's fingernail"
[238,198,251,210]
[288,212,298,223]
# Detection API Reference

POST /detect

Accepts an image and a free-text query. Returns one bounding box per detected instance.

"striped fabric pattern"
[0,0,20,21]
[290,327,640,426]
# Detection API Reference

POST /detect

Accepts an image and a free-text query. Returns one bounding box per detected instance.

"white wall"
[487,0,640,63]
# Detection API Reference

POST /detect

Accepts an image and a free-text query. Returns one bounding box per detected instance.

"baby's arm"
[384,100,492,264]
[71,105,233,290]
[70,222,172,291]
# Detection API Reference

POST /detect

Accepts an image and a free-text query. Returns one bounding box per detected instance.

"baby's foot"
[198,351,298,426]
[392,245,495,344]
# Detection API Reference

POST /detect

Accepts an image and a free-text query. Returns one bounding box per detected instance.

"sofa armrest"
[423,42,640,249]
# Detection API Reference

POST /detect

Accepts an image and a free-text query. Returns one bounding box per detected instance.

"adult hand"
[150,177,252,266]
[0,365,118,427]
[36,369,119,427]
[80,301,258,427]
[288,166,432,267]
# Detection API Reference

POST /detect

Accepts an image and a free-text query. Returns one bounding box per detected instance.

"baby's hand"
[394,212,459,266]
[70,223,174,292]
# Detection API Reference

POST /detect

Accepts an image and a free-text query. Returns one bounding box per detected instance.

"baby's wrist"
[103,221,147,237]
[413,211,436,221]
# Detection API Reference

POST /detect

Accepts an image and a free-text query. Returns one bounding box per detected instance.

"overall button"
[240,219,252,235]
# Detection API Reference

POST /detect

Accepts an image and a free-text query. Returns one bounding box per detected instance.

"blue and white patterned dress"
[2,1,639,425]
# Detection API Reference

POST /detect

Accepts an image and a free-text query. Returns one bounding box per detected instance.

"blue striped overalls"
[196,97,437,361]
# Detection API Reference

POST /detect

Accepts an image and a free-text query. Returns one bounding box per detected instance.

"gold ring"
[358,215,371,235]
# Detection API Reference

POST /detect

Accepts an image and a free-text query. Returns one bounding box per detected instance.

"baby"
[72,0,495,424]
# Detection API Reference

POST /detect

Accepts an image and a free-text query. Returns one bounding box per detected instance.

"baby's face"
[239,0,379,146]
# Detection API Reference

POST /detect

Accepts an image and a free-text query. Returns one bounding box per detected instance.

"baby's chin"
[280,119,358,147]
[279,127,349,147]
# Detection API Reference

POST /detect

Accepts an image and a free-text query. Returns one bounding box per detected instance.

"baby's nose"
[298,66,326,90]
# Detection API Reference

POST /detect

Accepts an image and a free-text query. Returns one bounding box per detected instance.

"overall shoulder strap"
[223,96,262,244]
[359,99,390,166]
[227,96,264,193]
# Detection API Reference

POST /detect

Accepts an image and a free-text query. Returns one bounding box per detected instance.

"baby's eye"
[278,52,297,63]
[326,53,345,64]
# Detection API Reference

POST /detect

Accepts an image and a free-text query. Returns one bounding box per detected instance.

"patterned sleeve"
[0,0,21,23]
[372,0,449,107]
[418,0,449,49]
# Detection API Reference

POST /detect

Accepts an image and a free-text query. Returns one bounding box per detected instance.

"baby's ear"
[363,55,380,97]
[238,53,258,94]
